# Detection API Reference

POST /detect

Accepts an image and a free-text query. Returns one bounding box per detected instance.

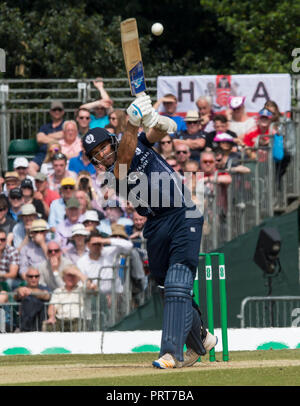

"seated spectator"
[174,143,191,175]
[20,179,46,220]
[184,159,202,206]
[28,101,65,176]
[7,187,24,222]
[68,139,96,176]
[0,194,16,240]
[13,267,50,332]
[127,210,147,248]
[19,219,49,279]
[55,197,82,251]
[227,96,256,141]
[38,240,77,292]
[80,78,113,129]
[77,229,133,321]
[13,157,35,189]
[65,224,90,265]
[48,153,77,193]
[165,154,182,174]
[3,171,21,197]
[12,203,39,251]
[215,148,251,174]
[200,151,232,186]
[76,172,98,205]
[153,93,187,133]
[44,265,91,332]
[48,177,77,232]
[155,134,175,159]
[59,120,82,161]
[213,133,241,161]
[205,114,238,150]
[40,140,62,177]
[33,172,60,219]
[99,200,133,236]
[75,189,91,216]
[195,96,215,133]
[74,107,91,137]
[174,110,206,161]
[108,109,127,141]
[82,210,101,233]
[0,228,20,290]
[243,108,272,149]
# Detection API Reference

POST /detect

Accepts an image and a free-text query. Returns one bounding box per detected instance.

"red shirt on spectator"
[43,188,60,208]
[244,127,270,147]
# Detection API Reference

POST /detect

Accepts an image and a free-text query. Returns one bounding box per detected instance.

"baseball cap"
[9,188,22,199]
[35,172,47,182]
[229,96,245,110]
[52,152,67,161]
[65,197,80,209]
[82,127,113,156]
[30,219,48,232]
[20,203,37,216]
[61,177,76,187]
[13,157,29,169]
[4,171,19,180]
[50,101,64,110]
[82,210,99,223]
[184,110,200,122]
[71,223,90,237]
[213,133,235,143]
[21,179,34,189]
[259,108,273,118]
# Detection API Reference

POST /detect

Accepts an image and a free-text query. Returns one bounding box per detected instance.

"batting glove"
[142,107,159,131]
[127,93,153,127]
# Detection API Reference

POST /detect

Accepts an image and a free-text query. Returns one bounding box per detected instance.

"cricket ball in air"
[151,23,164,36]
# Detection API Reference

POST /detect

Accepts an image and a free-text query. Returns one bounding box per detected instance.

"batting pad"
[160,263,193,362]
[185,307,207,356]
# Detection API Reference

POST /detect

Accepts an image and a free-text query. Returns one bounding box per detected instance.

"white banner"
[157,74,291,115]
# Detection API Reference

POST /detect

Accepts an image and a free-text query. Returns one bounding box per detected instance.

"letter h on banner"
[177,81,194,102]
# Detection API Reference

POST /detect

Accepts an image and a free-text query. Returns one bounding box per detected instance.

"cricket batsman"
[82,94,217,368]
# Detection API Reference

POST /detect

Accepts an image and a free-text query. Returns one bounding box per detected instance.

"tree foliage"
[0,0,297,79]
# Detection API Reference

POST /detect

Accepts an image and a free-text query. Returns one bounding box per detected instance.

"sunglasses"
[16,167,27,170]
[160,140,171,145]
[78,116,90,120]
[27,275,40,279]
[176,150,188,154]
[0,207,7,211]
[51,108,63,112]
[186,121,200,125]
[202,160,214,164]
[48,248,60,254]
[110,117,117,121]
[0,238,6,242]
[62,185,74,190]
[10,196,22,200]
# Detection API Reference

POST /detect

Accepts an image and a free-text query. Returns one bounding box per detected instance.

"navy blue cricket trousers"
[143,208,204,286]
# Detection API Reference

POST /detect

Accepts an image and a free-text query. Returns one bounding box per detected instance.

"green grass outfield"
[1,349,300,386]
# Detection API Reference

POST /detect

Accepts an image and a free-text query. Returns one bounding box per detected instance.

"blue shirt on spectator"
[165,115,187,133]
[32,121,65,167]
[89,114,110,129]
[68,152,96,175]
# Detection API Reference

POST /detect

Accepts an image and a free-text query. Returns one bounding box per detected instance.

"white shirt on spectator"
[77,238,133,294]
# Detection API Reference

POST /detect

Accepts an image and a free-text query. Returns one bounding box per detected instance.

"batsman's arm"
[114,122,139,180]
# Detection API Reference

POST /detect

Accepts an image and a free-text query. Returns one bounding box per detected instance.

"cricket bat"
[120,18,146,97]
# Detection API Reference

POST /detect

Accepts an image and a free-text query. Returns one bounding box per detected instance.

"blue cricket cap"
[82,127,113,156]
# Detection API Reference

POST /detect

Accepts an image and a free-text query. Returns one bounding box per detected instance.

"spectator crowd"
[0,77,292,333]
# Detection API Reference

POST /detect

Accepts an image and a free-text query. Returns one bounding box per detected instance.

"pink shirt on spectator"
[59,137,82,160]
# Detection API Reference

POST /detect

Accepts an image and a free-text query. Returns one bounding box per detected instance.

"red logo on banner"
[216,75,231,107]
